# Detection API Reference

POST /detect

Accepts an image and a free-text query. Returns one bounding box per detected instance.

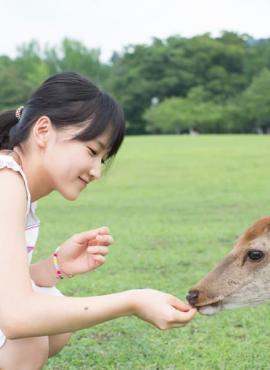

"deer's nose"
[186,289,200,305]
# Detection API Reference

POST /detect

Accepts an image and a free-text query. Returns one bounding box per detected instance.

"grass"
[33,134,270,369]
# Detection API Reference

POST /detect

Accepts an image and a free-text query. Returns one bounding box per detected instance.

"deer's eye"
[247,250,265,262]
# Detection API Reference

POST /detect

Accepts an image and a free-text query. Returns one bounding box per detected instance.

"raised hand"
[56,226,113,277]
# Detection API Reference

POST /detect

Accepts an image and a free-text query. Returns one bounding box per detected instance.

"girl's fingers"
[93,255,106,265]
[96,226,110,235]
[87,235,113,247]
[87,246,109,255]
[173,307,197,324]
[74,227,111,244]
[96,234,113,245]
[170,297,193,312]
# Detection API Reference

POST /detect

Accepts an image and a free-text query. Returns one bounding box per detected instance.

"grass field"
[35,135,270,370]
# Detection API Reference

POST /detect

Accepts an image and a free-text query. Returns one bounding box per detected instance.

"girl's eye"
[88,147,97,156]
[87,146,108,164]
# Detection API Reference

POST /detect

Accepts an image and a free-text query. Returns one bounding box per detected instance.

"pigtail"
[0,110,18,149]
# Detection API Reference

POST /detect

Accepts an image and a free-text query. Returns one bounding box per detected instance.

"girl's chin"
[58,181,87,201]
[58,189,81,201]
[62,194,79,201]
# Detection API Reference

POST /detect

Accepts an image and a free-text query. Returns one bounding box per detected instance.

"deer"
[186,216,270,315]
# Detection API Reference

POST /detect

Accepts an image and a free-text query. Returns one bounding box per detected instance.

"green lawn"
[35,135,270,370]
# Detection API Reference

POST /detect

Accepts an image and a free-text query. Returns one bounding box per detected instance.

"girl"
[0,72,196,369]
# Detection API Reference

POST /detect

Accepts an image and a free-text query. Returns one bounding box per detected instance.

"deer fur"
[187,217,270,315]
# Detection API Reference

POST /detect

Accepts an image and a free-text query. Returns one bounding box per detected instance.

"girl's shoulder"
[0,149,22,166]
[0,150,31,215]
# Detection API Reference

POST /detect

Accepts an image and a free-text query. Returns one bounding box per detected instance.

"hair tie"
[15,106,24,120]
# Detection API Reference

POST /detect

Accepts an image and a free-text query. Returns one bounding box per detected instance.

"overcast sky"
[0,0,269,62]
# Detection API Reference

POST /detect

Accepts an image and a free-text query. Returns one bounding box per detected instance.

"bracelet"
[53,247,74,279]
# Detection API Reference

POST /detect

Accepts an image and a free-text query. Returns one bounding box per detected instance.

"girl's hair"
[0,72,125,161]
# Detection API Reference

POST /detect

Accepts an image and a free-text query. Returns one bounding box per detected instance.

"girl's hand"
[130,289,197,330]
[56,226,113,277]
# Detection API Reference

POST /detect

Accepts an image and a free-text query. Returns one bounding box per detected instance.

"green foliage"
[109,32,261,133]
[240,68,270,132]
[1,33,270,133]
[0,56,33,109]
[0,38,110,111]
[244,38,270,82]
[44,38,111,86]
[144,87,227,133]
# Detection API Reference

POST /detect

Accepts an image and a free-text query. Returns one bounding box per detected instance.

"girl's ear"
[32,116,54,148]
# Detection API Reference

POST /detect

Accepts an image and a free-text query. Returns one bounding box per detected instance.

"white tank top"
[0,152,63,348]
[0,153,40,263]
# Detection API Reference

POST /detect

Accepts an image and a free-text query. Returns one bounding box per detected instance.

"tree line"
[1,32,270,134]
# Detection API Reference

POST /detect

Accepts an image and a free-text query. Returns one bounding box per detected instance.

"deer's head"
[187,217,270,315]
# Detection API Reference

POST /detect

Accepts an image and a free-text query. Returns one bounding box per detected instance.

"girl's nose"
[89,159,102,179]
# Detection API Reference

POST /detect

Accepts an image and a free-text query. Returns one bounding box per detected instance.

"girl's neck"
[13,146,54,202]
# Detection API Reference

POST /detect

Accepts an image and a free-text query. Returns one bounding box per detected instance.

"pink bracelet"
[53,247,74,279]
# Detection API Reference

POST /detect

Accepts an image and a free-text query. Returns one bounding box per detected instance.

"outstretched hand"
[56,226,113,277]
[130,289,197,329]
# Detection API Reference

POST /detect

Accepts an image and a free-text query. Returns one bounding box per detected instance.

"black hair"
[0,72,125,161]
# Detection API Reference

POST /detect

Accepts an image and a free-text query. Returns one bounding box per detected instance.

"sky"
[0,0,269,62]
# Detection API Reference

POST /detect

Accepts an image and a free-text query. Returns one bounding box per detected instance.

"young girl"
[0,72,196,369]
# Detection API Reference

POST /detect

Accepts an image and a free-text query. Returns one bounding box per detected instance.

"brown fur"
[236,216,270,247]
[188,216,270,310]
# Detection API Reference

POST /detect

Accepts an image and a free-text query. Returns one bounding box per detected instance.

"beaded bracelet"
[53,246,74,279]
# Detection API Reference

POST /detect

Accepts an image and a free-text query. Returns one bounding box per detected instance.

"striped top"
[0,153,40,263]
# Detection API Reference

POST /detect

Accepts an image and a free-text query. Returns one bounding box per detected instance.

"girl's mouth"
[79,177,88,185]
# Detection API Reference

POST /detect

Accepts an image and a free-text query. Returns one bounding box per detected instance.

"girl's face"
[43,125,111,201]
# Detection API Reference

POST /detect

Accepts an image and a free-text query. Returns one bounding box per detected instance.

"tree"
[44,39,111,87]
[0,39,113,111]
[144,86,227,134]
[240,68,270,132]
[0,56,31,110]
[110,33,248,132]
[244,38,270,83]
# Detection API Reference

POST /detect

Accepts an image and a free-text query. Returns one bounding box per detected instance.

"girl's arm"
[0,169,196,340]
[30,256,58,287]
[5,288,196,340]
